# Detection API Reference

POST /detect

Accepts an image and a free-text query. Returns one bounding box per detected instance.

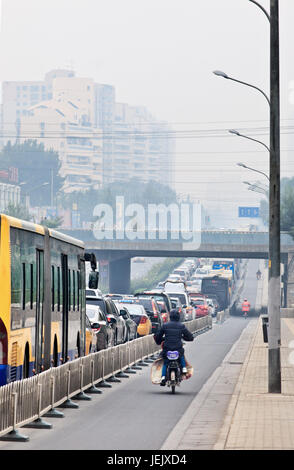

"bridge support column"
[109,257,131,294]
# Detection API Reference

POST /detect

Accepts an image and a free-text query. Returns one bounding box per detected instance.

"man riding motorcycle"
[153,309,194,386]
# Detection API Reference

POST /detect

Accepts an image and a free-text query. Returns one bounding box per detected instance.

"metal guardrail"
[0,315,212,442]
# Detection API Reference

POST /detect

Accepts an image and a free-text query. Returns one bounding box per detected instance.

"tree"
[281,178,294,238]
[40,216,63,228]
[0,140,64,207]
[3,202,32,221]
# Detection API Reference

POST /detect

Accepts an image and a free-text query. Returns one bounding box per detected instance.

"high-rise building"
[1,69,174,192]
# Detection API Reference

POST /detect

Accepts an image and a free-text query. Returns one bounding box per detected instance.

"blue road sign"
[238,207,260,218]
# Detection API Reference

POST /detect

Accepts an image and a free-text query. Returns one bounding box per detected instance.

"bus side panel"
[0,216,11,385]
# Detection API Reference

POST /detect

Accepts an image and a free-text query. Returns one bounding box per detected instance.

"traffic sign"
[238,207,260,218]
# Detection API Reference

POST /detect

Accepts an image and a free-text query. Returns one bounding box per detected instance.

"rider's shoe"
[160,376,166,386]
[182,367,187,374]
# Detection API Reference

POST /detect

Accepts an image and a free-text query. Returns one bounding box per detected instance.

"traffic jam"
[85,258,225,354]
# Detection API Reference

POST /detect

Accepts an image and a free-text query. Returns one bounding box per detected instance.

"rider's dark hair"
[170,309,180,321]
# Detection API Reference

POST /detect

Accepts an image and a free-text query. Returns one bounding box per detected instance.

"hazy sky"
[0,0,293,224]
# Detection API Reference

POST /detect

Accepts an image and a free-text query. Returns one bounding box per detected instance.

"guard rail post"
[59,369,79,409]
[138,339,149,367]
[98,351,112,388]
[115,345,129,378]
[106,349,121,383]
[0,392,29,442]
[144,336,155,363]
[125,342,137,374]
[131,340,142,370]
[23,383,52,429]
[44,375,64,418]
[86,359,103,394]
[73,363,91,401]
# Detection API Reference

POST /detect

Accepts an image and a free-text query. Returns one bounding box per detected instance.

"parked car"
[86,295,126,345]
[190,297,209,318]
[134,297,164,333]
[114,302,138,341]
[86,305,115,351]
[118,300,152,337]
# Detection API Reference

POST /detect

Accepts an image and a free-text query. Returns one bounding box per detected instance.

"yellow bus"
[0,214,95,385]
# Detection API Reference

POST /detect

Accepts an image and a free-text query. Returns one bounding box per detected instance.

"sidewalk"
[214,315,294,450]
[162,315,294,450]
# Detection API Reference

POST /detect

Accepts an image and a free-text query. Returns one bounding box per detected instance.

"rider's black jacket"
[154,320,194,357]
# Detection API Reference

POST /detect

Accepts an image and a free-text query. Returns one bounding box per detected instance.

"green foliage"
[281,178,294,238]
[3,202,32,221]
[0,140,64,206]
[60,179,178,223]
[40,216,63,228]
[131,258,183,294]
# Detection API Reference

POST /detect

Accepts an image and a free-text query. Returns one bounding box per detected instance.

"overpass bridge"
[60,229,294,304]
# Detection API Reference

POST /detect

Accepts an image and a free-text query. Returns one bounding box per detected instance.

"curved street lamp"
[248,0,271,23]
[228,129,270,153]
[237,162,269,182]
[213,70,270,107]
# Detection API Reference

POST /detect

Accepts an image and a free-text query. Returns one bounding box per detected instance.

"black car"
[86,295,126,345]
[114,301,138,341]
[135,297,164,333]
[86,304,115,351]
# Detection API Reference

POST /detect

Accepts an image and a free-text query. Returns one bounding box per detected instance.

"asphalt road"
[0,260,259,451]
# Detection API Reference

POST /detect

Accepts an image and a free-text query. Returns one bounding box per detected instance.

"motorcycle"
[165,350,182,394]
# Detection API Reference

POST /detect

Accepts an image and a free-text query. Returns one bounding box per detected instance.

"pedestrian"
[241,298,250,318]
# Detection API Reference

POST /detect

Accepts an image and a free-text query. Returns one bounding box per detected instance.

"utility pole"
[268,0,281,393]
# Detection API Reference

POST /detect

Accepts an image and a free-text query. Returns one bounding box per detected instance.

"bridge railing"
[0,315,212,442]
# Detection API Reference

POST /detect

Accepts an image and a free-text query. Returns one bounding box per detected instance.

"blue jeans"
[162,355,186,377]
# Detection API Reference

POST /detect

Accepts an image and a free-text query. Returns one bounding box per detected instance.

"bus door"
[35,249,44,373]
[61,254,69,362]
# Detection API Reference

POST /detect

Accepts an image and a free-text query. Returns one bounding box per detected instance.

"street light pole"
[229,129,270,154]
[237,162,270,182]
[268,0,281,394]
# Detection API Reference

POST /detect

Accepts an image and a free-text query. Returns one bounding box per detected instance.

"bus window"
[22,263,26,310]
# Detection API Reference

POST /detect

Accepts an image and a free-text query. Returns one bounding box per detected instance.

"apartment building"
[20,97,103,192]
[2,69,174,191]
[112,103,174,188]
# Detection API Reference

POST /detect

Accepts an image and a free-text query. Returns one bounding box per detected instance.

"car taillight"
[107,316,111,322]
[140,316,147,324]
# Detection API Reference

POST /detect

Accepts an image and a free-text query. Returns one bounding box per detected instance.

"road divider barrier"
[0,315,212,442]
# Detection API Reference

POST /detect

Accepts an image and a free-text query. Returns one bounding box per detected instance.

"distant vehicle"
[133,257,145,263]
[163,281,195,321]
[205,297,218,317]
[86,295,126,345]
[86,288,103,297]
[201,275,231,311]
[114,302,138,341]
[166,274,182,282]
[86,305,115,351]
[192,268,210,279]
[190,297,209,318]
[156,300,170,323]
[134,291,172,313]
[172,269,189,281]
[169,297,185,322]
[135,297,164,333]
[85,314,96,354]
[118,300,152,336]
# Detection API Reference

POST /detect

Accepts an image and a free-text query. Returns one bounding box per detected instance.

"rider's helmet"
[244,299,247,302]
[170,309,180,321]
